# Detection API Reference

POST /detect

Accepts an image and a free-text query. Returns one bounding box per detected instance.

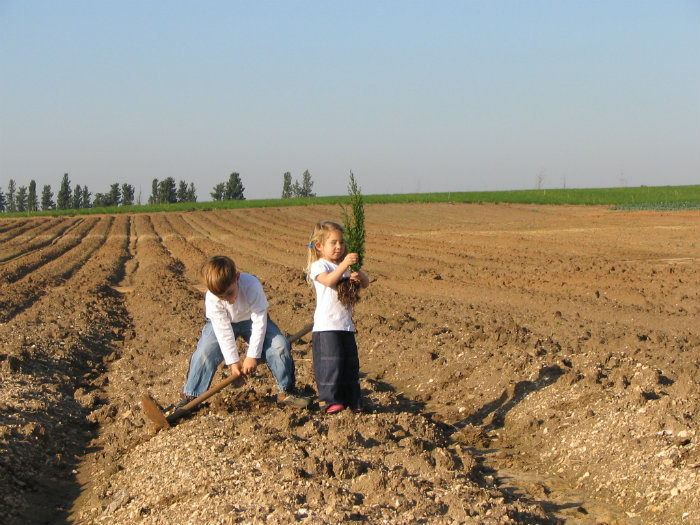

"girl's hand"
[316,253,361,288]
[351,269,370,288]
[342,252,359,269]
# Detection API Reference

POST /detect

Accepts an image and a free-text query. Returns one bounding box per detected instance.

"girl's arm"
[316,253,359,288]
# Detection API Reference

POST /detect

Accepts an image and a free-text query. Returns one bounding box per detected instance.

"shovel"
[142,322,313,431]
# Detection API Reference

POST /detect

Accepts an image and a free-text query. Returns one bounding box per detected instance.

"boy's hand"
[241,357,258,375]
[228,362,246,387]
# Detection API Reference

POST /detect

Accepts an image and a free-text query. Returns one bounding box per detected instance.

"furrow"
[0,217,93,284]
[0,216,110,322]
[0,217,74,264]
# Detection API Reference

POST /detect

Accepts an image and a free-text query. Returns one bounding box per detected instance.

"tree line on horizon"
[0,170,317,213]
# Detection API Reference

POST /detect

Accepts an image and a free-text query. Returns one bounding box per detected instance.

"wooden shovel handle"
[165,322,314,422]
[166,373,244,422]
[287,322,314,345]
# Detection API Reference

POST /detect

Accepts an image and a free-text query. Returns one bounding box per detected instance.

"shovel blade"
[141,394,171,431]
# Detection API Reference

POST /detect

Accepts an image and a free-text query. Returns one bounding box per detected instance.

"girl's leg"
[312,331,344,407]
[183,320,225,397]
[342,332,362,411]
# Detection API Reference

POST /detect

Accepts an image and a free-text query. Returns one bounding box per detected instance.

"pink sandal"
[326,404,344,414]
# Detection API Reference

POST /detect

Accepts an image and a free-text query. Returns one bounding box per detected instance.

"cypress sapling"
[337,171,365,307]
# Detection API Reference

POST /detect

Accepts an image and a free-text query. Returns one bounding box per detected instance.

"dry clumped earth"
[0,203,697,525]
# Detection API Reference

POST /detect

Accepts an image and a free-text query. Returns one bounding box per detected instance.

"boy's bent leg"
[183,320,225,397]
[261,318,296,393]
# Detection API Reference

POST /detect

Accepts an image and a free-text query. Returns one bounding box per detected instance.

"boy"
[180,255,309,408]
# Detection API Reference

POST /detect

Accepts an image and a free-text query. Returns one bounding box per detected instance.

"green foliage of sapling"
[340,171,365,272]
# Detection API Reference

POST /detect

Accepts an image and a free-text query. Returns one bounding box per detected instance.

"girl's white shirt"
[310,258,355,332]
[204,273,269,365]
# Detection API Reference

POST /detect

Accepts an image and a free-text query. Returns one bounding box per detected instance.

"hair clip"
[308,243,314,248]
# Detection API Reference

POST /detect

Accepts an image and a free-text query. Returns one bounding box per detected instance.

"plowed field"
[1,203,698,525]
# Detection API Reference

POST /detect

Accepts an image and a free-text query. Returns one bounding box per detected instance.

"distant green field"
[3,184,698,217]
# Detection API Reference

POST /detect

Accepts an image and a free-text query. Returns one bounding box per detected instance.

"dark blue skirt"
[312,331,362,410]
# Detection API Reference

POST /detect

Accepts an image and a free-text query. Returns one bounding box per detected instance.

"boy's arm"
[206,292,240,365]
[211,317,240,365]
[246,310,268,361]
[239,310,266,375]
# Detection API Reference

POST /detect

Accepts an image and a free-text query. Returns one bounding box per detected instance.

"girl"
[306,220,370,413]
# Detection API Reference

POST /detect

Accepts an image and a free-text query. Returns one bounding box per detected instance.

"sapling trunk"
[337,172,365,307]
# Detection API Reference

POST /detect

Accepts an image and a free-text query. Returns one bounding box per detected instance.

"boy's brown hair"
[202,255,237,296]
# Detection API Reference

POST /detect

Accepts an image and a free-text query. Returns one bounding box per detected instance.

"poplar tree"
[186,182,197,202]
[6,179,16,212]
[15,186,28,212]
[56,173,72,209]
[281,172,292,198]
[108,183,121,206]
[211,183,225,201]
[81,186,91,208]
[27,180,39,212]
[157,177,177,203]
[300,170,315,197]
[224,172,245,200]
[121,184,135,206]
[149,179,159,204]
[41,185,55,210]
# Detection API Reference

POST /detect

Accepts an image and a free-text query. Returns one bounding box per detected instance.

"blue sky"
[1,1,698,201]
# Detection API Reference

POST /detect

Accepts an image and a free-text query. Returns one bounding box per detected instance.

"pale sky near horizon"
[1,1,698,201]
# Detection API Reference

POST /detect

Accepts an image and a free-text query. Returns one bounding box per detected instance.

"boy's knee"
[193,342,222,367]
[191,352,215,371]
[268,334,291,357]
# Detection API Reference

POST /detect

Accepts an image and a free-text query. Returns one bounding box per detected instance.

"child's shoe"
[326,404,344,414]
[176,395,196,409]
[277,391,310,409]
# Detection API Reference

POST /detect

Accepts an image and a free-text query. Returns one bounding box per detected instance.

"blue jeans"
[183,317,295,397]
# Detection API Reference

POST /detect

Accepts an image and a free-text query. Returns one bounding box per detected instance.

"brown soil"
[0,203,697,525]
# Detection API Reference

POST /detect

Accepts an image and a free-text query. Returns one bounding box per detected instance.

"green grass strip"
[3,185,698,217]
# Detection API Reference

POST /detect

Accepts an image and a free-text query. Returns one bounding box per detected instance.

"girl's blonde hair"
[305,220,344,286]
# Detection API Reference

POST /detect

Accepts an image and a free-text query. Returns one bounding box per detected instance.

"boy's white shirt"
[204,273,269,365]
[310,258,355,332]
